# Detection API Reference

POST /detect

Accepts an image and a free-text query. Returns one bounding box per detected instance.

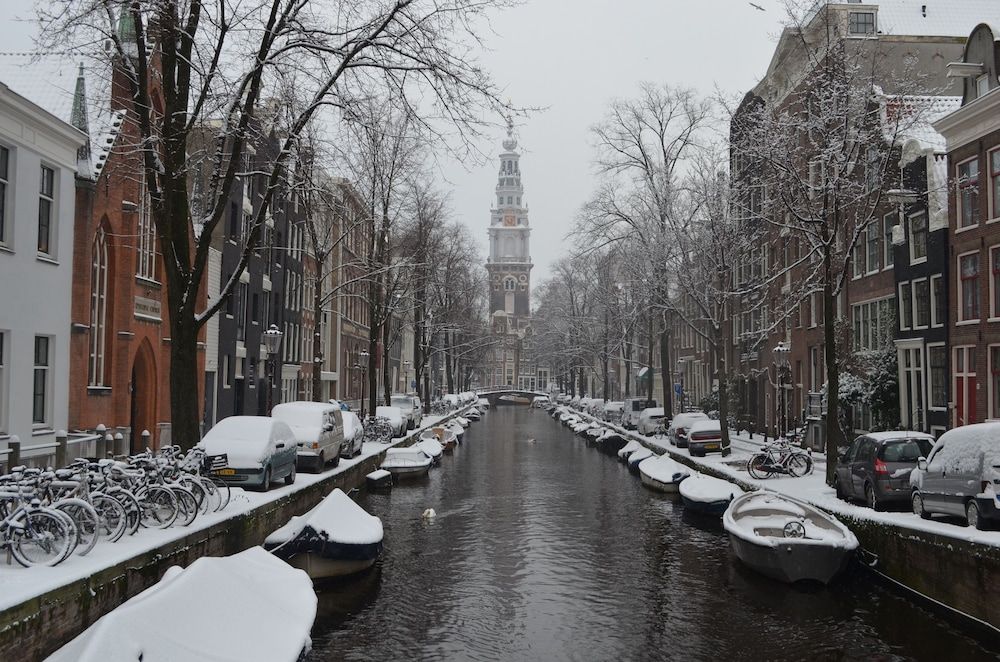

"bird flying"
[749,2,765,10]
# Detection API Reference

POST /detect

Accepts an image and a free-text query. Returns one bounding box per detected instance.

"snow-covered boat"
[380,447,433,478]
[618,440,645,463]
[678,472,744,516]
[446,420,465,441]
[417,438,444,464]
[48,547,316,662]
[455,416,471,428]
[626,447,655,474]
[265,488,384,580]
[638,454,690,492]
[723,491,858,584]
[597,431,628,456]
[423,426,457,450]
[477,398,490,409]
[465,408,482,421]
[584,427,605,444]
[366,469,392,490]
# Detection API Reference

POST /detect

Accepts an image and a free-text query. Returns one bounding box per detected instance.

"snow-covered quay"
[0,409,470,661]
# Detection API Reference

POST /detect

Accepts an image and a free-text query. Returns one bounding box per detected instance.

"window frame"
[848,11,876,36]
[89,228,110,386]
[991,245,1000,321]
[37,164,55,256]
[0,331,7,434]
[912,277,930,330]
[957,156,981,230]
[991,345,1000,420]
[930,274,945,328]
[990,148,1000,223]
[908,211,927,264]
[954,345,978,426]
[866,221,880,273]
[0,145,9,247]
[898,282,912,331]
[883,212,895,269]
[32,335,50,427]
[958,250,982,324]
[136,174,158,281]
[927,342,947,411]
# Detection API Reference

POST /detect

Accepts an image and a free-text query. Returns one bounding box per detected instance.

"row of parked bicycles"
[0,446,231,567]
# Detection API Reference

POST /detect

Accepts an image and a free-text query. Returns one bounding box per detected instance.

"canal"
[307,406,998,661]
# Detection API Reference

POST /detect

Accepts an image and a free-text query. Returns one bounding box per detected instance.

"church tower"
[484,119,540,388]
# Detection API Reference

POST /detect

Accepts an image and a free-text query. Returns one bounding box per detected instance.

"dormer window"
[976,74,991,99]
[848,11,875,36]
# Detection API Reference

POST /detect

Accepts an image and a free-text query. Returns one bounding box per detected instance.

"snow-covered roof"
[0,53,125,180]
[872,1,1000,38]
[882,94,962,152]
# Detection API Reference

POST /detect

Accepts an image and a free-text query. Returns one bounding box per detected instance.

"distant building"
[484,121,547,389]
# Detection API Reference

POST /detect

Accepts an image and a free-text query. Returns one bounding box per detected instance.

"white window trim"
[988,147,1000,224]
[882,212,895,272]
[957,249,982,324]
[898,281,912,331]
[956,156,981,232]
[991,244,1000,322]
[911,277,929,330]
[907,211,928,266]
[0,330,7,435]
[954,345,977,427]
[0,144,10,249]
[930,274,944,328]
[926,342,947,412]
[989,344,1000,420]
[865,223,881,275]
[37,164,56,259]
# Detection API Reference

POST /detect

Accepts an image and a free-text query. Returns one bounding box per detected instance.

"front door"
[899,345,925,431]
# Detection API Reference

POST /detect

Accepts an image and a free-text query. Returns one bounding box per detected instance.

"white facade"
[0,81,86,455]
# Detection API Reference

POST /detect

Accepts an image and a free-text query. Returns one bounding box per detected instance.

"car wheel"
[285,463,296,485]
[911,491,929,519]
[833,477,845,501]
[966,500,986,530]
[332,453,341,467]
[260,467,272,492]
[865,483,883,512]
[315,452,325,473]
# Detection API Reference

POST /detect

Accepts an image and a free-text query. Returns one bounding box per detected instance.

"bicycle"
[0,489,76,566]
[747,438,813,479]
[363,416,394,444]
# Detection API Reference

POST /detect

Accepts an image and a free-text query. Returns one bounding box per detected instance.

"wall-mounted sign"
[134,296,162,321]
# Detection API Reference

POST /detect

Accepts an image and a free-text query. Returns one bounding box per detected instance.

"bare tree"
[40,0,512,444]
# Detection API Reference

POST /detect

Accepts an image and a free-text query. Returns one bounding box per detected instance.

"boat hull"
[639,469,682,493]
[383,463,431,478]
[727,533,853,585]
[680,496,731,516]
[285,553,378,581]
[267,534,383,581]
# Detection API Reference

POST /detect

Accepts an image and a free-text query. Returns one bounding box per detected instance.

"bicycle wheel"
[179,477,210,515]
[193,477,220,513]
[112,489,142,535]
[787,453,812,478]
[10,509,75,567]
[747,454,774,480]
[139,486,178,529]
[47,507,79,563]
[53,498,100,556]
[207,477,231,511]
[91,493,128,542]
[170,486,198,527]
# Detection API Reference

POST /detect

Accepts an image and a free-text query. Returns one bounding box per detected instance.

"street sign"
[410,380,417,389]
[674,383,683,396]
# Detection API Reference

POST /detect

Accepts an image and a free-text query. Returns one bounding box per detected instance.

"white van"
[622,398,658,429]
[271,402,345,472]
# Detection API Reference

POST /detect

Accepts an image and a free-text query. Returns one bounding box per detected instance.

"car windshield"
[880,439,932,462]
[391,397,411,408]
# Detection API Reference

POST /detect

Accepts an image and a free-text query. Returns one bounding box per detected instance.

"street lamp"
[403,360,412,393]
[674,358,686,415]
[773,341,791,439]
[359,349,370,418]
[263,324,283,413]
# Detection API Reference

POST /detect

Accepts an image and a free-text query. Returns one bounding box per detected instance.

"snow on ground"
[0,411,464,613]
[567,409,1000,548]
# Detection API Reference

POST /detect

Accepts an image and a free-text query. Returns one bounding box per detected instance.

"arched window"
[89,227,109,386]
[504,277,516,291]
[137,173,157,280]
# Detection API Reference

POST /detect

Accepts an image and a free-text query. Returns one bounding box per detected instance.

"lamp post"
[674,358,685,415]
[773,341,791,439]
[403,360,412,393]
[263,324,283,414]
[359,349,370,418]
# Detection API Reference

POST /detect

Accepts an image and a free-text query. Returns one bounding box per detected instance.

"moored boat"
[638,454,690,492]
[455,416,471,428]
[597,431,628,456]
[425,426,458,450]
[446,420,466,441]
[618,440,644,463]
[626,447,654,474]
[265,488,384,580]
[417,438,444,464]
[366,469,393,490]
[381,447,433,478]
[678,472,744,516]
[723,491,858,584]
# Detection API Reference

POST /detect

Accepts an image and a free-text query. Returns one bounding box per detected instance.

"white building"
[0,80,86,457]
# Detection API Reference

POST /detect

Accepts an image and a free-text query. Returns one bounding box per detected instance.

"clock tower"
[484,118,545,389]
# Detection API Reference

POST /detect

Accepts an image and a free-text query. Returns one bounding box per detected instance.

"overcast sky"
[2,0,788,281]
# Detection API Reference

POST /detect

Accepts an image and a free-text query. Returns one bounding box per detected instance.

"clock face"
[503,214,516,227]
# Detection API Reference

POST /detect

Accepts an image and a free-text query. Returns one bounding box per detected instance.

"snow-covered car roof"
[375,406,403,421]
[272,401,339,427]
[640,407,665,418]
[863,430,935,442]
[670,412,709,427]
[929,422,1000,473]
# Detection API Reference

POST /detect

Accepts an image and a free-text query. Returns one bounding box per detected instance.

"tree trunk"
[715,323,731,457]
[647,314,654,404]
[660,324,672,415]
[445,331,455,393]
[312,271,323,402]
[382,316,392,405]
[624,331,632,398]
[168,304,201,449]
[823,270,845,485]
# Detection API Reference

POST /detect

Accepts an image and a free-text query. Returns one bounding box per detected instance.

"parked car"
[622,398,658,429]
[602,401,624,422]
[833,431,933,510]
[637,407,667,436]
[687,419,725,457]
[340,410,365,458]
[668,412,709,448]
[199,416,297,491]
[271,402,345,472]
[911,423,1000,529]
[375,406,406,437]
[391,394,421,430]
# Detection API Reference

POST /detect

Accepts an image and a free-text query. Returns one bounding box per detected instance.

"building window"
[959,252,980,322]
[866,222,880,272]
[222,354,231,388]
[89,228,109,386]
[852,243,864,278]
[958,158,980,228]
[913,278,929,329]
[33,336,50,426]
[928,344,946,410]
[899,282,912,330]
[137,175,157,280]
[992,246,1000,319]
[853,298,893,350]
[930,274,944,327]
[235,282,248,341]
[865,145,880,191]
[229,201,239,239]
[0,332,6,433]
[37,165,54,255]
[954,346,977,426]
[848,11,875,35]
[0,145,8,246]
[991,149,1000,221]
[992,347,1000,419]
[504,277,515,291]
[883,213,894,267]
[977,74,991,99]
[908,212,927,262]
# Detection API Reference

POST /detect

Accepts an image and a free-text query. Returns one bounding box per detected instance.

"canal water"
[307,407,998,661]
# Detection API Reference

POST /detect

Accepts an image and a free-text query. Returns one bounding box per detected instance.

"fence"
[1,425,142,471]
